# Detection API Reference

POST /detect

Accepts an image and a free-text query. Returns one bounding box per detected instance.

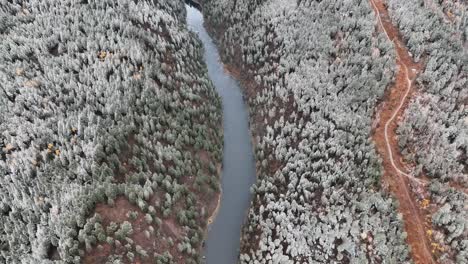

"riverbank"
[186,5,256,263]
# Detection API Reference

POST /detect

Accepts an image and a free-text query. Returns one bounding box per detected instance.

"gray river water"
[185,5,256,264]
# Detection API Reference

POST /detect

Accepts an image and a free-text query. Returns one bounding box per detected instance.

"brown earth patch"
[369,0,436,263]
[198,149,211,165]
[82,196,157,264]
[81,141,222,263]
[82,185,220,264]
[163,219,183,238]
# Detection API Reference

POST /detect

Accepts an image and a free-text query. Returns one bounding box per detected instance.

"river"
[185,4,256,264]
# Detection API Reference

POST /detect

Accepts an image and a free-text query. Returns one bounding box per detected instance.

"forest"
[202,0,414,262]
[387,0,467,262]
[0,0,222,263]
[1,0,466,263]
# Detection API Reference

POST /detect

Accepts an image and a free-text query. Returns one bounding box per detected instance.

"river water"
[185,4,256,264]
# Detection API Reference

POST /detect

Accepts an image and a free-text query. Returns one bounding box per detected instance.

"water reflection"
[186,5,256,264]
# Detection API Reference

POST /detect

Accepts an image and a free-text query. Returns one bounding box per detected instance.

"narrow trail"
[186,5,257,263]
[369,0,436,263]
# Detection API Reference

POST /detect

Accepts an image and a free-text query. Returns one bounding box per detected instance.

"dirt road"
[369,0,435,263]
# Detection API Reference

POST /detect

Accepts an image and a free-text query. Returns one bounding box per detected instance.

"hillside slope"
[0,1,222,263]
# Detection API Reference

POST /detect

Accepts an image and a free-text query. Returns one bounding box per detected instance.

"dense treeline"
[0,0,222,263]
[202,0,411,262]
[387,0,467,262]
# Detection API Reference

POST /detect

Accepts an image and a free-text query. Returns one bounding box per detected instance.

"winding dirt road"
[369,0,436,263]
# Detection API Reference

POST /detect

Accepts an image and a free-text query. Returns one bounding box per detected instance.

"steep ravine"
[186,5,256,264]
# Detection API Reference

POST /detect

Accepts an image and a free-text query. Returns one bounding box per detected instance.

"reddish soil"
[369,0,436,263]
[82,184,220,264]
[82,196,157,264]
[82,196,190,264]
[82,150,221,263]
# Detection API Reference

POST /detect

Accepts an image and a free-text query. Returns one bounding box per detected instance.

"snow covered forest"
[1,0,466,263]
[387,0,468,262]
[0,0,222,263]
[203,0,414,262]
